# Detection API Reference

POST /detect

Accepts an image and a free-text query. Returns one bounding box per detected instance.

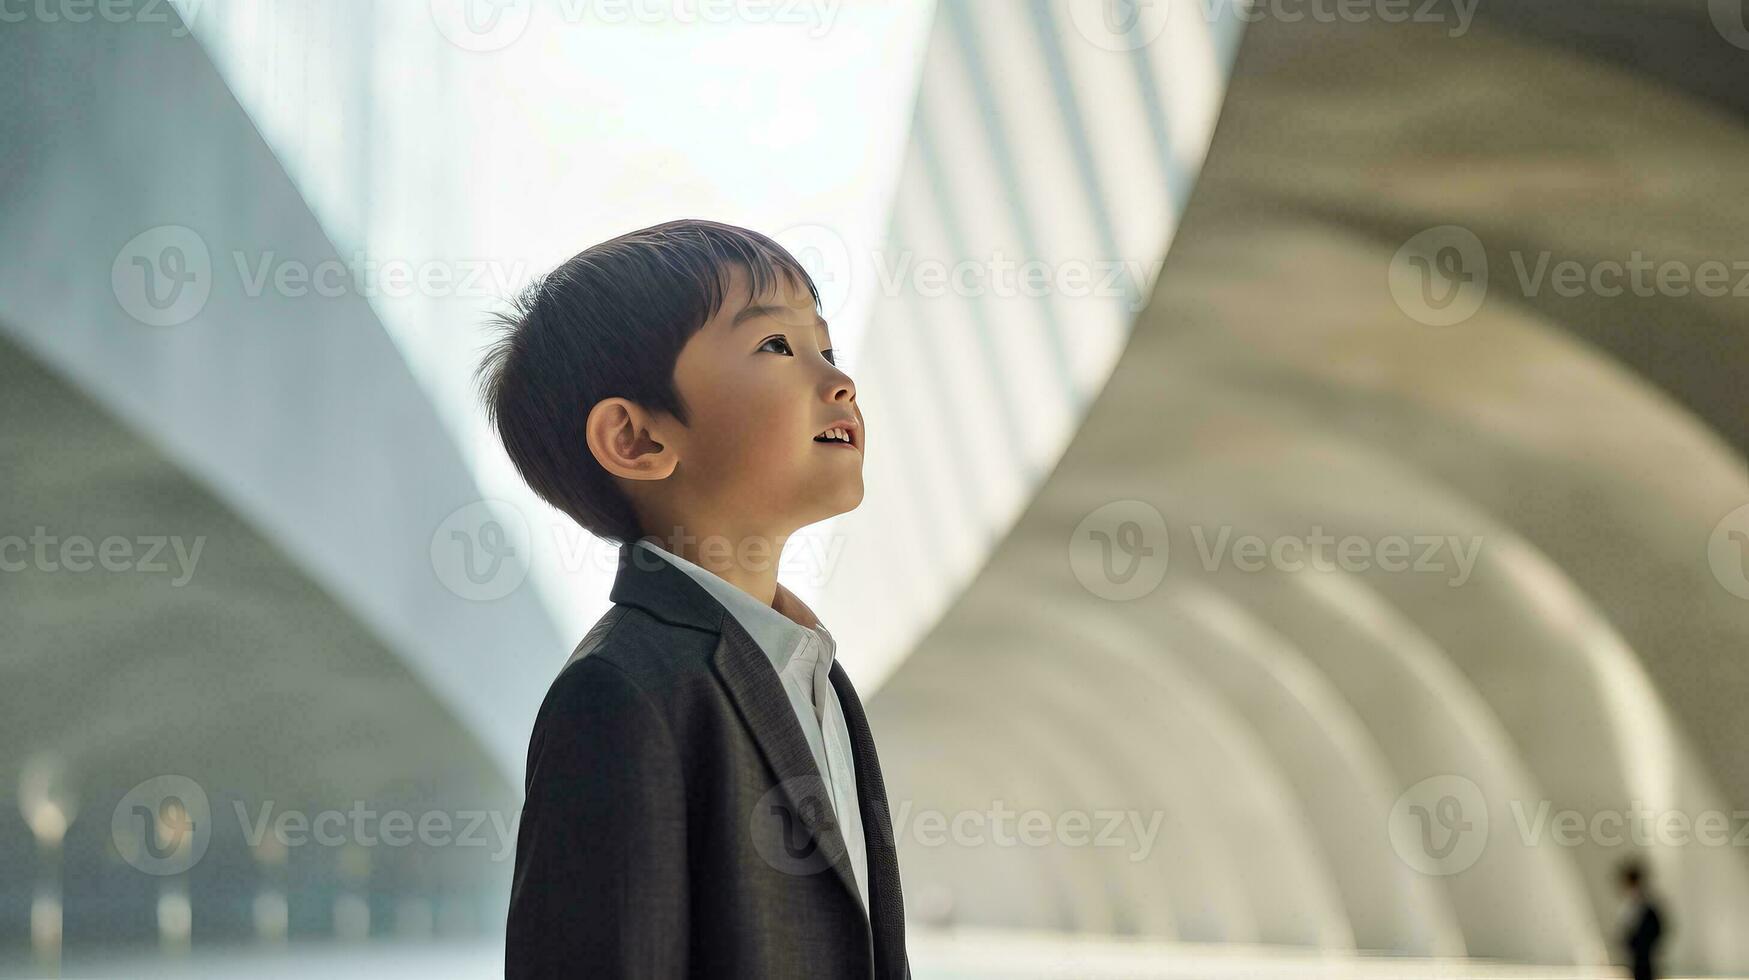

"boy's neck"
[643,525,790,609]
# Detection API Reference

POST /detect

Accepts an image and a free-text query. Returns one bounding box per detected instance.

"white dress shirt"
[634,539,870,916]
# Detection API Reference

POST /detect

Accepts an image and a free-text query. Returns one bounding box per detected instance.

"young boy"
[480,220,910,978]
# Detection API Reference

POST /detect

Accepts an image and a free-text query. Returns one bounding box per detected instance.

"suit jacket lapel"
[710,612,869,931]
[830,659,910,978]
[612,540,902,967]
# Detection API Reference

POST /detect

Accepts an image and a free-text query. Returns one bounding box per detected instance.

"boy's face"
[653,266,864,539]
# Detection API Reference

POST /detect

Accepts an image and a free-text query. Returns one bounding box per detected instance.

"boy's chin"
[836,474,866,512]
[802,481,865,524]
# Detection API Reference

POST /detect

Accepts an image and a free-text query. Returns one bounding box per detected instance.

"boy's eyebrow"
[732,303,828,331]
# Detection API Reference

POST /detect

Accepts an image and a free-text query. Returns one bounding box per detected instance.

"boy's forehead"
[731,298,824,330]
[717,272,824,331]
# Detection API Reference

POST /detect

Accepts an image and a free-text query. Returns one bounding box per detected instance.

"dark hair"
[476,219,820,545]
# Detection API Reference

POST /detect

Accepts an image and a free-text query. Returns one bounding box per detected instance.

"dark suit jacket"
[506,541,910,978]
[1622,899,1663,980]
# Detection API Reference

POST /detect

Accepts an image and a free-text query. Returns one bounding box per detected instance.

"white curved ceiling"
[172,0,1247,702]
[871,5,1749,972]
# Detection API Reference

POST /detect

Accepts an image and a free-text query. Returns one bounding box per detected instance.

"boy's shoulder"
[537,597,725,727]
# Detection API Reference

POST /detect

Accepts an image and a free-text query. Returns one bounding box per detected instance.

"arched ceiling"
[0,9,562,783]
[0,330,513,917]
[872,4,1749,973]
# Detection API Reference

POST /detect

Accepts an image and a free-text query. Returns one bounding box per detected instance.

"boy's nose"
[825,374,855,403]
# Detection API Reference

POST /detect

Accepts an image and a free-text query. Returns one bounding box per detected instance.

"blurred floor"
[6,929,1738,979]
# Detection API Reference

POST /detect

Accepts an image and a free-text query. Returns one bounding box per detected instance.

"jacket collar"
[607,536,735,635]
[627,538,837,679]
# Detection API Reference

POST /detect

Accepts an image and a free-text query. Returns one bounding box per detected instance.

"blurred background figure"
[1618,860,1666,980]
[6,0,1749,977]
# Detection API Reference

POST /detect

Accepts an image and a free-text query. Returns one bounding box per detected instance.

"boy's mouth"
[813,420,860,450]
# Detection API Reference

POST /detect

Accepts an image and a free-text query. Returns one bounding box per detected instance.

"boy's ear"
[586,397,678,481]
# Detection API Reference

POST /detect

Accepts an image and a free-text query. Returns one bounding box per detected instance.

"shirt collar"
[632,538,833,675]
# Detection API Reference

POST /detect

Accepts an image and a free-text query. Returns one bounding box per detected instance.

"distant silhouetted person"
[1617,860,1665,980]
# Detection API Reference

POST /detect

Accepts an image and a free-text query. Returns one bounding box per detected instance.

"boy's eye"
[758,336,793,356]
[822,348,837,366]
